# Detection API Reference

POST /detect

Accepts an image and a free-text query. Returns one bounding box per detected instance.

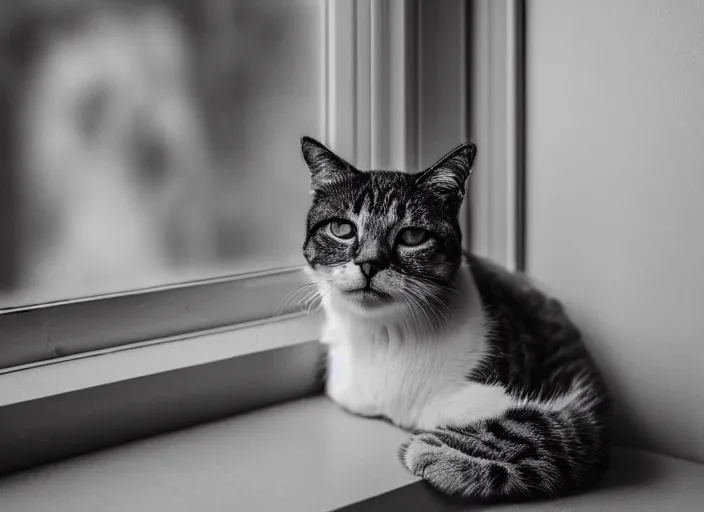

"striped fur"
[299,137,611,501]
[398,254,611,499]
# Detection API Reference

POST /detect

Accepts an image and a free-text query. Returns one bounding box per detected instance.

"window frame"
[469,0,526,271]
[0,266,313,371]
[0,0,526,476]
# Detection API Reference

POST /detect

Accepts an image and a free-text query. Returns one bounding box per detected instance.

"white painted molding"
[327,0,470,177]
[327,0,527,264]
[468,0,525,271]
[325,0,356,163]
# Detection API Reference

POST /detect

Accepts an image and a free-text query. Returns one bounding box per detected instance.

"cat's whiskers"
[297,277,333,316]
[425,292,453,325]
[277,281,320,315]
[401,280,453,332]
[278,286,314,314]
[411,275,462,298]
[303,286,330,316]
[399,285,436,333]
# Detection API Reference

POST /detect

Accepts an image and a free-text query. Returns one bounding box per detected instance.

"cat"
[299,136,611,500]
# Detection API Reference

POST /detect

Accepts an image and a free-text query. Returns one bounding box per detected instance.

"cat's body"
[318,255,609,498]
[321,258,492,430]
[300,137,610,499]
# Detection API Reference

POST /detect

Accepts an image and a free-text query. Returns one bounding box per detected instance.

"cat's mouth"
[342,287,393,308]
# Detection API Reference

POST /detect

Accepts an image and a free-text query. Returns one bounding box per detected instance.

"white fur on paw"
[400,433,486,497]
[400,432,448,477]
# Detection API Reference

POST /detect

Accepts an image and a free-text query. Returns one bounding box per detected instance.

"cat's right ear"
[301,137,357,190]
[414,142,476,205]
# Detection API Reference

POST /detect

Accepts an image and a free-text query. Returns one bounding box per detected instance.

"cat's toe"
[399,432,445,477]
[397,440,411,460]
[416,432,443,447]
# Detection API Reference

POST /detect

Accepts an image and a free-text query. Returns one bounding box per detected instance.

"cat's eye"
[329,220,356,240]
[398,228,429,246]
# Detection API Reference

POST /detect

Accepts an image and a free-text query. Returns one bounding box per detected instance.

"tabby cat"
[300,137,611,500]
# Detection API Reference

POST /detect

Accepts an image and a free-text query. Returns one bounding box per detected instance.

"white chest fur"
[320,268,522,431]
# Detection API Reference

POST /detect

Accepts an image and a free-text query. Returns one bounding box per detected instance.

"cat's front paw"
[399,430,507,498]
[398,432,447,478]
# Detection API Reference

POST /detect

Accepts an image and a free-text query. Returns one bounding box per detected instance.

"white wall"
[526,0,704,462]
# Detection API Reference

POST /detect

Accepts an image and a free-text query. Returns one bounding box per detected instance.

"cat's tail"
[398,385,610,500]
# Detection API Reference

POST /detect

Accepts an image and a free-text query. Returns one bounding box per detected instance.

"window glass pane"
[0,0,323,307]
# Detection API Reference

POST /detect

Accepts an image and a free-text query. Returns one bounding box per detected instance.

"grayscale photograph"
[0,1,702,511]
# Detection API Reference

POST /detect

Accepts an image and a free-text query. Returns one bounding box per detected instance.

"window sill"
[0,395,420,512]
[0,313,326,475]
[3,317,704,511]
[3,398,704,512]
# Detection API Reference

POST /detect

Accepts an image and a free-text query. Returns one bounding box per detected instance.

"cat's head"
[300,137,476,319]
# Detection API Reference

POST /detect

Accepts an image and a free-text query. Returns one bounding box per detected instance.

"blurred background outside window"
[0,0,324,308]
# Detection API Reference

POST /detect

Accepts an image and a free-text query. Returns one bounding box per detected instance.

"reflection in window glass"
[0,0,324,307]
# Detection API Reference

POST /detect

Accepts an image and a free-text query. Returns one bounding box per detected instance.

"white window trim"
[0,266,313,370]
[327,0,470,173]
[0,313,323,404]
[0,0,525,477]
[469,0,526,272]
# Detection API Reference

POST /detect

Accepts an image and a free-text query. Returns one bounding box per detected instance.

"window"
[1,0,323,308]
[0,0,325,369]
[0,0,518,384]
[0,0,523,476]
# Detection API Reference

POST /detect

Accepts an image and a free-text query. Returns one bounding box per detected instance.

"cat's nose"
[358,262,379,281]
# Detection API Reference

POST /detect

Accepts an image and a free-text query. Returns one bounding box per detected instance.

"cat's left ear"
[415,142,477,204]
[300,136,358,190]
